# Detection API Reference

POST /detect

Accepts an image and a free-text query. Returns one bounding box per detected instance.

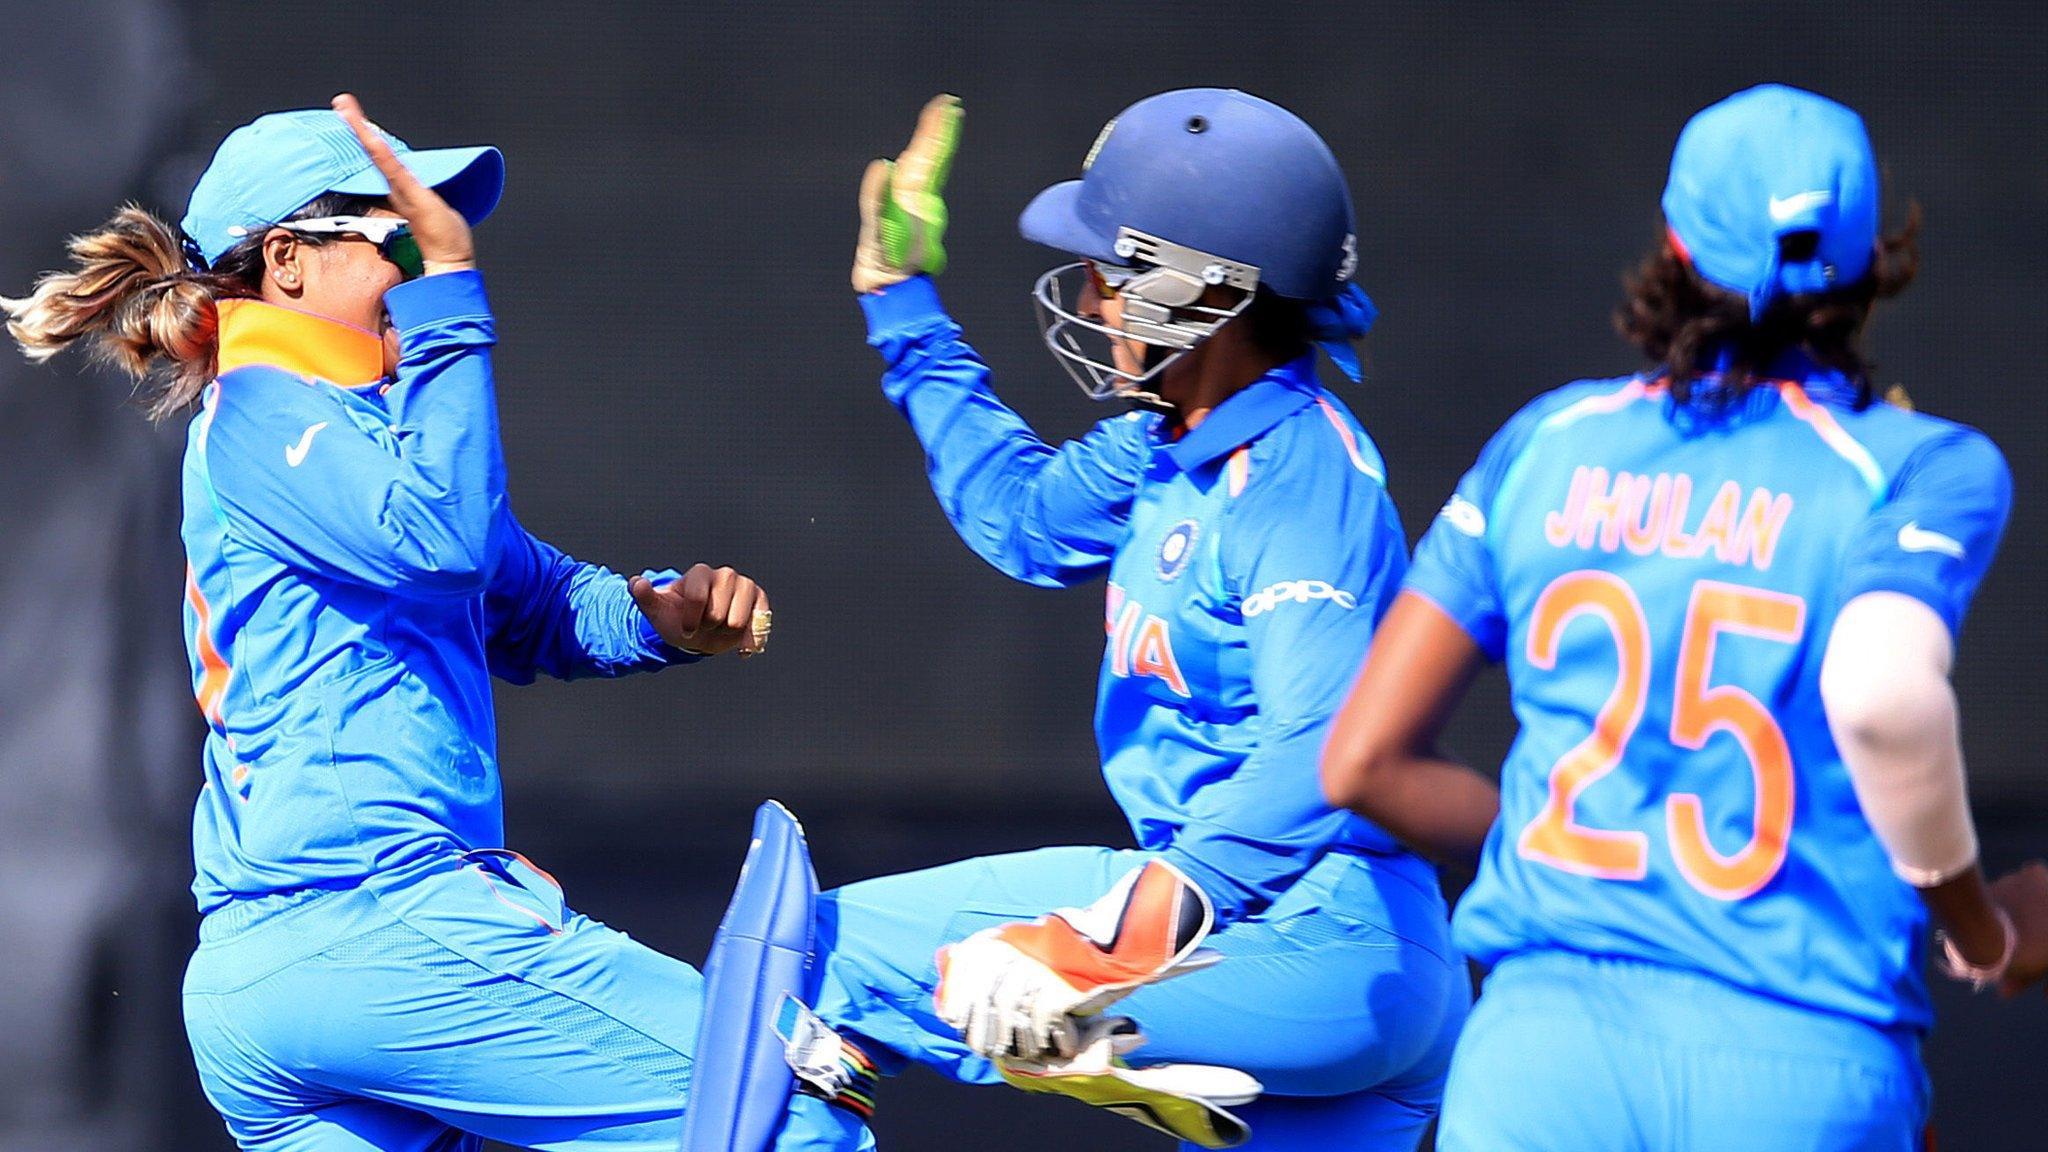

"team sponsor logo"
[1440,493,1486,537]
[1156,519,1200,582]
[1242,579,1357,618]
[1897,521,1965,560]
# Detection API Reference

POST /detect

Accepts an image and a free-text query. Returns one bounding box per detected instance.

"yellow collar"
[215,299,385,387]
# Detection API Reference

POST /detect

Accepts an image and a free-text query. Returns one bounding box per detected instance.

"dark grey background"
[2,1,2043,1148]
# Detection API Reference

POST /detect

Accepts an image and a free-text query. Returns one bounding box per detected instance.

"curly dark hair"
[1614,204,1921,408]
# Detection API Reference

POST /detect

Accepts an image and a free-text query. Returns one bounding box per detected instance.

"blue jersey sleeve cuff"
[633,567,704,665]
[385,269,493,341]
[1402,583,1506,662]
[1839,572,1970,638]
[635,614,703,664]
[859,276,951,346]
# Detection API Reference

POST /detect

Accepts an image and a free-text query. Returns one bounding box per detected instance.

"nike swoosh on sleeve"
[1896,521,1966,560]
[284,422,329,468]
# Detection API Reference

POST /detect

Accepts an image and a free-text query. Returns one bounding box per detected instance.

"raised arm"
[204,96,506,596]
[202,270,505,599]
[864,278,1147,586]
[852,95,1144,587]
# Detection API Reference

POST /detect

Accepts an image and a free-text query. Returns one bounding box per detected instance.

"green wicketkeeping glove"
[852,94,962,293]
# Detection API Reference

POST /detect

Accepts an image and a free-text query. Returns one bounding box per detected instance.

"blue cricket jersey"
[864,277,1406,924]
[1406,360,2012,1028]
[181,272,689,913]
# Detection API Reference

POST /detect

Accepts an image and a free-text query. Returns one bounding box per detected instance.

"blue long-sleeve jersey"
[864,277,1406,924]
[181,272,689,913]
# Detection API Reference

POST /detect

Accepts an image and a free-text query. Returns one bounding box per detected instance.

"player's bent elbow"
[1321,771,1365,814]
[422,557,493,596]
[968,544,1091,590]
[379,493,501,598]
[384,528,495,598]
[390,556,491,599]
[1320,741,1389,815]
[1319,696,1419,815]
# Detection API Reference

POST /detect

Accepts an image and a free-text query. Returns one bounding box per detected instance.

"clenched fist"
[1995,860,2048,998]
[628,564,770,657]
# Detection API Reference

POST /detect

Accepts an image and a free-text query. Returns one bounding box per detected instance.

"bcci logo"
[1157,519,1200,582]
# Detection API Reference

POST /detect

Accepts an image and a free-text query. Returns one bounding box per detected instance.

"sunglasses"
[275,216,425,280]
[1086,259,1141,299]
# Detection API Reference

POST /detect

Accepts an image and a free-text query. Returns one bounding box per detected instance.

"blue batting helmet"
[1020,88,1358,300]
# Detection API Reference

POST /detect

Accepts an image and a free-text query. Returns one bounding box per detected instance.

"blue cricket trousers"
[812,845,1470,1151]
[183,850,873,1152]
[1436,950,1928,1152]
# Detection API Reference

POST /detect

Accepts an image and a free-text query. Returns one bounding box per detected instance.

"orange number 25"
[1518,572,1806,901]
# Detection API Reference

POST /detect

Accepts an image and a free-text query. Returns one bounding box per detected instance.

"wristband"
[1938,907,2016,990]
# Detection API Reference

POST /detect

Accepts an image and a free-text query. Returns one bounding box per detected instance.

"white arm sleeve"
[1820,591,1978,887]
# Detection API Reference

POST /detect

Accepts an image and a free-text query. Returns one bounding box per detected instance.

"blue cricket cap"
[181,109,504,268]
[1662,84,1880,320]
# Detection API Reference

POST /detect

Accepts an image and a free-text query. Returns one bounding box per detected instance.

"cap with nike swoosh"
[1661,84,1880,321]
[182,109,504,269]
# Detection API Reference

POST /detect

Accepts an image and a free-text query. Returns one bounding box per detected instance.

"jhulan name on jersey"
[1542,466,1794,572]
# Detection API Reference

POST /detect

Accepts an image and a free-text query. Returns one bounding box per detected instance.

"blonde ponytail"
[2,205,230,422]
